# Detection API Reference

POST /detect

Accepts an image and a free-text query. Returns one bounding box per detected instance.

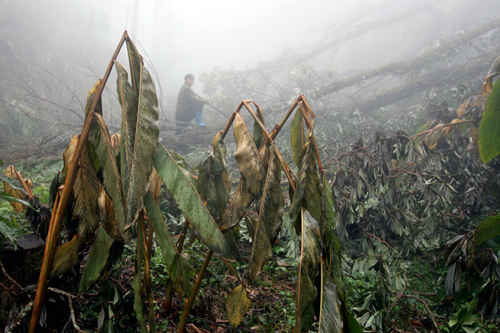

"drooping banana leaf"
[212,131,227,167]
[318,261,343,333]
[219,179,254,232]
[126,38,143,92]
[84,80,103,172]
[93,114,125,233]
[98,189,122,241]
[253,107,266,148]
[319,259,363,333]
[144,191,195,296]
[290,109,305,169]
[196,150,241,260]
[154,142,235,260]
[322,175,361,331]
[115,57,160,229]
[322,174,337,258]
[62,135,100,242]
[248,147,284,281]
[116,61,138,198]
[219,147,270,232]
[78,226,115,294]
[197,154,231,222]
[233,113,266,198]
[50,235,82,279]
[295,209,322,332]
[289,123,323,233]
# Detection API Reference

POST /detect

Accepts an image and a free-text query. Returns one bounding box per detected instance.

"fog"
[65,0,499,101]
[1,0,499,144]
[82,0,367,90]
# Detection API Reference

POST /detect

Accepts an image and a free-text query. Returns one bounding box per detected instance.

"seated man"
[175,74,207,134]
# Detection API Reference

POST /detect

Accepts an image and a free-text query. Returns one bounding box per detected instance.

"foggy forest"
[2,0,500,332]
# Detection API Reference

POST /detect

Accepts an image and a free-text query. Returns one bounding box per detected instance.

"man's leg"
[194,105,206,127]
[195,111,206,127]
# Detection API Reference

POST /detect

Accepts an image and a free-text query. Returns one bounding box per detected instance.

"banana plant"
[29,32,361,332]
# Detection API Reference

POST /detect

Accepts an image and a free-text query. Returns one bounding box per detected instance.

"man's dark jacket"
[175,83,204,122]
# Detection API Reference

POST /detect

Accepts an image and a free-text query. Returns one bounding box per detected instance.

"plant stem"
[164,221,190,311]
[29,30,129,333]
[177,250,213,333]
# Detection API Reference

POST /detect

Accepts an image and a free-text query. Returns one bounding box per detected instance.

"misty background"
[1,0,499,160]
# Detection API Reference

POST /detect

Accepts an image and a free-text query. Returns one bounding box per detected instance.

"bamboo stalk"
[29,31,129,333]
[177,250,214,333]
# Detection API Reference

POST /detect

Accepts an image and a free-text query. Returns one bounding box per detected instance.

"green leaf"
[226,284,251,327]
[479,79,500,163]
[449,299,477,332]
[50,235,82,279]
[78,226,115,294]
[290,109,305,168]
[197,154,231,221]
[296,209,322,332]
[132,215,148,333]
[116,61,138,199]
[115,59,160,229]
[347,314,364,333]
[0,192,35,210]
[322,174,336,251]
[126,38,143,91]
[474,215,500,247]
[0,220,23,248]
[1,169,29,212]
[94,114,125,233]
[98,190,123,242]
[290,123,323,233]
[0,158,3,165]
[154,142,234,259]
[319,262,343,333]
[233,113,266,198]
[62,135,101,242]
[84,80,103,167]
[219,137,269,232]
[248,148,284,281]
[212,131,228,167]
[219,179,254,232]
[144,191,195,296]
[0,175,28,196]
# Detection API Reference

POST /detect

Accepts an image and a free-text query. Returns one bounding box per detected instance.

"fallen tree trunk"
[356,46,500,115]
[318,17,500,99]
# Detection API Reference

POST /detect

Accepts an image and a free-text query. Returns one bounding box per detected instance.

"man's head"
[184,74,195,86]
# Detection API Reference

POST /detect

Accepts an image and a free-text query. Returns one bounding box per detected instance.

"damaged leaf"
[154,142,234,260]
[226,284,251,327]
[233,113,266,198]
[248,147,284,281]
